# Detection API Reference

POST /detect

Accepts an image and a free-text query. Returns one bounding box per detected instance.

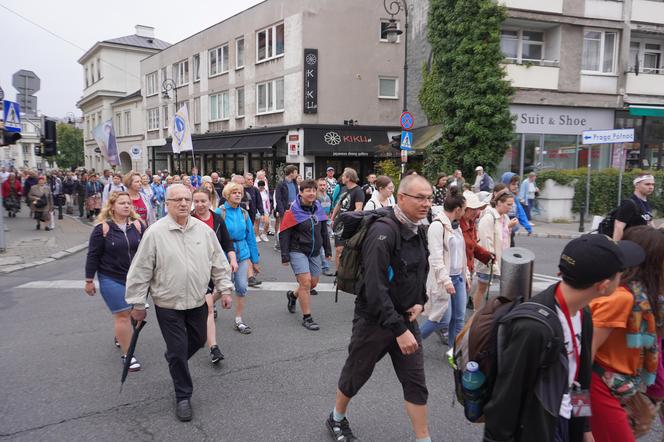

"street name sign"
[582,129,634,145]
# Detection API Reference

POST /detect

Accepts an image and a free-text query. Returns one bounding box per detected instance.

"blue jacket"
[85,221,144,283]
[501,172,532,234]
[216,203,259,263]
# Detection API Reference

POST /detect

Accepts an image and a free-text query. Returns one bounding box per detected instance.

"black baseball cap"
[559,234,645,286]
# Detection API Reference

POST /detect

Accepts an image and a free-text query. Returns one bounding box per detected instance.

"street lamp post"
[162,79,179,173]
[383,0,409,174]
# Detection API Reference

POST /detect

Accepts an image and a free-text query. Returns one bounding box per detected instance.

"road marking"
[17,275,559,293]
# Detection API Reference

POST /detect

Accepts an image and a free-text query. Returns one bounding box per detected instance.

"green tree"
[55,123,84,169]
[419,0,514,179]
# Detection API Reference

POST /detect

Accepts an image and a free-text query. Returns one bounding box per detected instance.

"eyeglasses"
[401,193,434,203]
[167,197,192,203]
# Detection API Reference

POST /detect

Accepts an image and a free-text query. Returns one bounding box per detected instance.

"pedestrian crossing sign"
[2,100,21,133]
[400,130,412,151]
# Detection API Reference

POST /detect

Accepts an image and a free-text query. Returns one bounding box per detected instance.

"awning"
[155,132,284,154]
[411,124,443,150]
[304,128,394,156]
[629,105,664,117]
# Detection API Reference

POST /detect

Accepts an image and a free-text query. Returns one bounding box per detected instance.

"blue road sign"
[2,100,21,133]
[400,111,414,130]
[400,130,412,151]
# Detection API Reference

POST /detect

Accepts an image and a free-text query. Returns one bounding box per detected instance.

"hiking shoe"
[323,269,336,277]
[260,233,269,242]
[274,242,281,251]
[326,412,358,441]
[310,289,318,296]
[435,328,449,346]
[256,236,263,243]
[210,345,224,364]
[122,355,141,372]
[302,317,320,331]
[235,321,252,334]
[175,399,192,422]
[114,336,121,348]
[287,290,297,313]
[248,276,262,287]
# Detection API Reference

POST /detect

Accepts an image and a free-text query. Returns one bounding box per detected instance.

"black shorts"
[337,315,428,405]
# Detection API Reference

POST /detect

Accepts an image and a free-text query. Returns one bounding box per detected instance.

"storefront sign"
[303,49,318,114]
[304,128,394,156]
[511,105,613,135]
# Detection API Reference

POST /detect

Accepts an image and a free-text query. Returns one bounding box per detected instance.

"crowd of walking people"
[5,163,664,441]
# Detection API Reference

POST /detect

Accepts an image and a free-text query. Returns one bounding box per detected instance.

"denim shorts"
[289,252,322,277]
[476,272,497,284]
[98,273,131,314]
[232,259,250,297]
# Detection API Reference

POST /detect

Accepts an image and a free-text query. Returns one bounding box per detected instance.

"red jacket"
[2,178,22,198]
[460,216,492,273]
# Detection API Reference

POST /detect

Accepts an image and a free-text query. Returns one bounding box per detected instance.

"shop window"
[542,135,578,170]
[582,30,617,73]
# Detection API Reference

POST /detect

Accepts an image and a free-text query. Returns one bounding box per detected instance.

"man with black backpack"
[483,234,645,442]
[611,174,655,240]
[326,175,432,442]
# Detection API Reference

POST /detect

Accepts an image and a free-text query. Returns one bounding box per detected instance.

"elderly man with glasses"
[125,183,234,422]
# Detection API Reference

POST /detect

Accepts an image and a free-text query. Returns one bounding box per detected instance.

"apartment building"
[409,0,664,175]
[77,25,169,172]
[141,0,405,180]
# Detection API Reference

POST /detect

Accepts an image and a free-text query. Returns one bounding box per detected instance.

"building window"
[194,97,201,124]
[236,38,245,69]
[193,54,201,81]
[146,71,158,96]
[160,67,167,84]
[380,19,400,42]
[147,108,160,131]
[90,62,95,83]
[630,41,663,74]
[210,91,230,121]
[209,44,229,77]
[97,57,102,80]
[124,111,131,135]
[236,87,245,117]
[256,23,285,63]
[256,78,284,114]
[173,59,189,86]
[115,112,122,136]
[500,29,544,64]
[378,77,398,99]
[582,30,617,73]
[163,105,169,128]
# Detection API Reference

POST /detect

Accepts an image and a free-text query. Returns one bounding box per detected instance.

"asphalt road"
[0,236,661,441]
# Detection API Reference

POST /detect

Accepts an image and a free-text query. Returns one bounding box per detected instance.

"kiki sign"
[511,105,613,135]
[303,49,318,114]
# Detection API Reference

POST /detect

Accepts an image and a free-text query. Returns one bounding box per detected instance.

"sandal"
[235,322,252,334]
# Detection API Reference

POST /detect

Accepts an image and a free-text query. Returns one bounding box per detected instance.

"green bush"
[536,168,664,215]
[376,159,402,191]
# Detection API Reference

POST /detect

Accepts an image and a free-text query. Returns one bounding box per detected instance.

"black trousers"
[155,303,207,401]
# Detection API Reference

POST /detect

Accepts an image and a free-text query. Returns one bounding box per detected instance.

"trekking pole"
[484,259,494,303]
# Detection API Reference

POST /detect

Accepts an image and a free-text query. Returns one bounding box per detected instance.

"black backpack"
[334,209,400,301]
[596,199,638,236]
[453,298,563,423]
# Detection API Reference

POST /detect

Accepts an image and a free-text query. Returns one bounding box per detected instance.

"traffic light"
[34,145,41,156]
[1,129,22,146]
[391,134,400,150]
[41,118,57,156]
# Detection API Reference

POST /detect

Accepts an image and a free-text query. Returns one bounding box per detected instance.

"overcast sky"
[0,0,263,118]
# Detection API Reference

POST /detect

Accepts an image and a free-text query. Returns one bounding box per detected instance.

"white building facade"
[77,25,169,173]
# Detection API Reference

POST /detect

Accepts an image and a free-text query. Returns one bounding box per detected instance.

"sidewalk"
[0,207,92,274]
[517,217,664,239]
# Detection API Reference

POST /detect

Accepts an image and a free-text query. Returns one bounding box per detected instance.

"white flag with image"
[170,104,193,153]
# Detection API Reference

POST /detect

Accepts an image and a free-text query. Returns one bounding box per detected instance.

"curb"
[0,215,91,274]
[516,231,582,240]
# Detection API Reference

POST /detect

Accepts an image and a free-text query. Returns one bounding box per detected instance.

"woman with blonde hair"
[201,180,219,209]
[84,191,146,371]
[216,182,260,334]
[125,171,155,225]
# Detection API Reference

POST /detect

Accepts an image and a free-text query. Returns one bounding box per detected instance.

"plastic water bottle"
[462,361,486,422]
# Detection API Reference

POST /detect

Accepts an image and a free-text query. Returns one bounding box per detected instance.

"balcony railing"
[627,66,664,75]
[504,57,560,67]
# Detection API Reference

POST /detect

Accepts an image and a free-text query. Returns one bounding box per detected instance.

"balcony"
[498,0,563,14]
[503,60,560,90]
[626,70,664,96]
[632,0,664,26]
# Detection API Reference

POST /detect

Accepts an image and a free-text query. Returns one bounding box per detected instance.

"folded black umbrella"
[119,320,146,393]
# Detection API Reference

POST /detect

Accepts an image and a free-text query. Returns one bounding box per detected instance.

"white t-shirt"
[556,306,582,419]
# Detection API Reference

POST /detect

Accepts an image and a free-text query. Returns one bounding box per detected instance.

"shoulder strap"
[132,219,144,234]
[219,206,226,221]
[240,207,249,221]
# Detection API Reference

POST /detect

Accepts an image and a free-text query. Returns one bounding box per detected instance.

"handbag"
[34,194,48,209]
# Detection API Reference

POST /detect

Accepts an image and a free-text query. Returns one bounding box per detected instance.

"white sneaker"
[256,236,262,243]
[260,233,269,242]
